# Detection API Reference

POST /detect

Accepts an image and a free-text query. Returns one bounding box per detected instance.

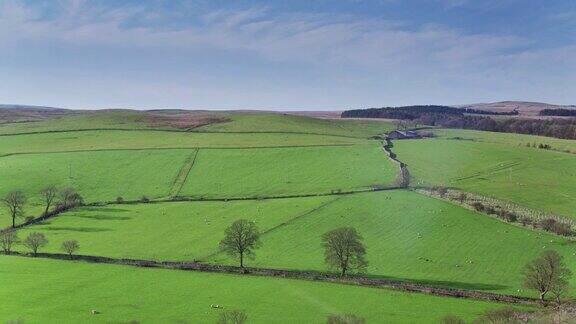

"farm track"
[3,252,539,305]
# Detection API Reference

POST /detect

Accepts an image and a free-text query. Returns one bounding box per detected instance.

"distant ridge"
[455,101,576,116]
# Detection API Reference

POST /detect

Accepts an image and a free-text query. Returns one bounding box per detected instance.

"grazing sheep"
[91,310,99,315]
[211,304,222,309]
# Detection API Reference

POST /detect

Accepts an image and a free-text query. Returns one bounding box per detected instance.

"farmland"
[394,133,576,219]
[1,111,572,322]
[0,256,519,323]
[18,189,576,297]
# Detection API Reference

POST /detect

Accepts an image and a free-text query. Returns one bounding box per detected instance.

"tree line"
[540,108,576,117]
[342,107,576,140]
[2,185,83,228]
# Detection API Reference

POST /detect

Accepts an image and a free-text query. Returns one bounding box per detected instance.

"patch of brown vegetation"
[144,112,229,130]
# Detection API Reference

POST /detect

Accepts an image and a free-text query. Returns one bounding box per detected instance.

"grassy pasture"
[0,149,192,228]
[432,128,576,153]
[195,112,395,138]
[14,196,335,261]
[180,145,396,198]
[0,130,368,156]
[207,190,576,296]
[0,111,151,134]
[17,190,576,296]
[0,256,526,324]
[394,138,576,218]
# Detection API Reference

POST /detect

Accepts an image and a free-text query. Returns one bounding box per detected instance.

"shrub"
[471,202,485,212]
[218,310,248,324]
[61,240,80,259]
[116,196,124,203]
[327,314,365,324]
[520,217,532,226]
[539,218,572,236]
[436,186,448,198]
[140,196,150,203]
[473,307,518,323]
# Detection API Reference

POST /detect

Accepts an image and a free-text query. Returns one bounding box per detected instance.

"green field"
[394,137,576,218]
[0,256,525,323]
[181,145,395,198]
[0,130,370,156]
[196,112,395,138]
[17,190,576,296]
[432,128,576,153]
[0,149,195,228]
[14,196,334,260]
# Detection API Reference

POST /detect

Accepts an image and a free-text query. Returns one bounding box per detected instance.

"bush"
[436,186,448,197]
[140,196,150,203]
[326,314,365,324]
[472,307,519,323]
[116,196,124,203]
[471,202,485,212]
[218,310,248,324]
[539,218,572,236]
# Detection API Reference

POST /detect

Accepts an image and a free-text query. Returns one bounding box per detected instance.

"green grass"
[0,130,369,155]
[18,190,576,296]
[431,128,576,153]
[0,111,152,135]
[0,149,192,228]
[14,196,335,260]
[196,112,395,138]
[394,138,576,218]
[0,256,527,323]
[208,190,576,296]
[180,144,396,198]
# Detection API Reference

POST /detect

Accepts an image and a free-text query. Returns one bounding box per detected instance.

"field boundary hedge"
[2,252,539,305]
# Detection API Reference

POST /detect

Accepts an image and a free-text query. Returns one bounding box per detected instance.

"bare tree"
[2,190,26,228]
[61,240,79,259]
[58,187,84,209]
[0,230,19,254]
[327,314,365,324]
[218,310,248,324]
[322,227,368,276]
[457,192,467,204]
[219,219,261,268]
[40,185,58,216]
[523,250,571,303]
[23,232,48,256]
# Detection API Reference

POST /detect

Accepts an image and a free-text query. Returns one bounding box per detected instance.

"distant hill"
[456,101,576,116]
[0,104,73,123]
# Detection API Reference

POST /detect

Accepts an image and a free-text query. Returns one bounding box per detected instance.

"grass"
[394,137,576,218]
[0,256,528,323]
[0,130,369,155]
[208,190,576,296]
[14,196,335,260]
[0,149,192,228]
[180,144,396,198]
[195,112,395,138]
[17,190,576,296]
[431,128,576,153]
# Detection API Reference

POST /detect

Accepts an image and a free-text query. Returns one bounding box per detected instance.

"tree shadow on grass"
[43,226,112,233]
[359,273,508,291]
[75,214,132,221]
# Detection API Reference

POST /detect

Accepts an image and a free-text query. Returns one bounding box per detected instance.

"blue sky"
[0,0,575,110]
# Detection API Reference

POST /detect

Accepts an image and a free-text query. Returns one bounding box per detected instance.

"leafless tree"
[41,185,58,216]
[23,232,48,256]
[523,250,571,303]
[2,190,26,228]
[322,227,368,276]
[327,314,365,324]
[219,219,261,268]
[218,310,248,324]
[457,192,467,204]
[61,240,79,259]
[58,187,83,209]
[0,230,19,254]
